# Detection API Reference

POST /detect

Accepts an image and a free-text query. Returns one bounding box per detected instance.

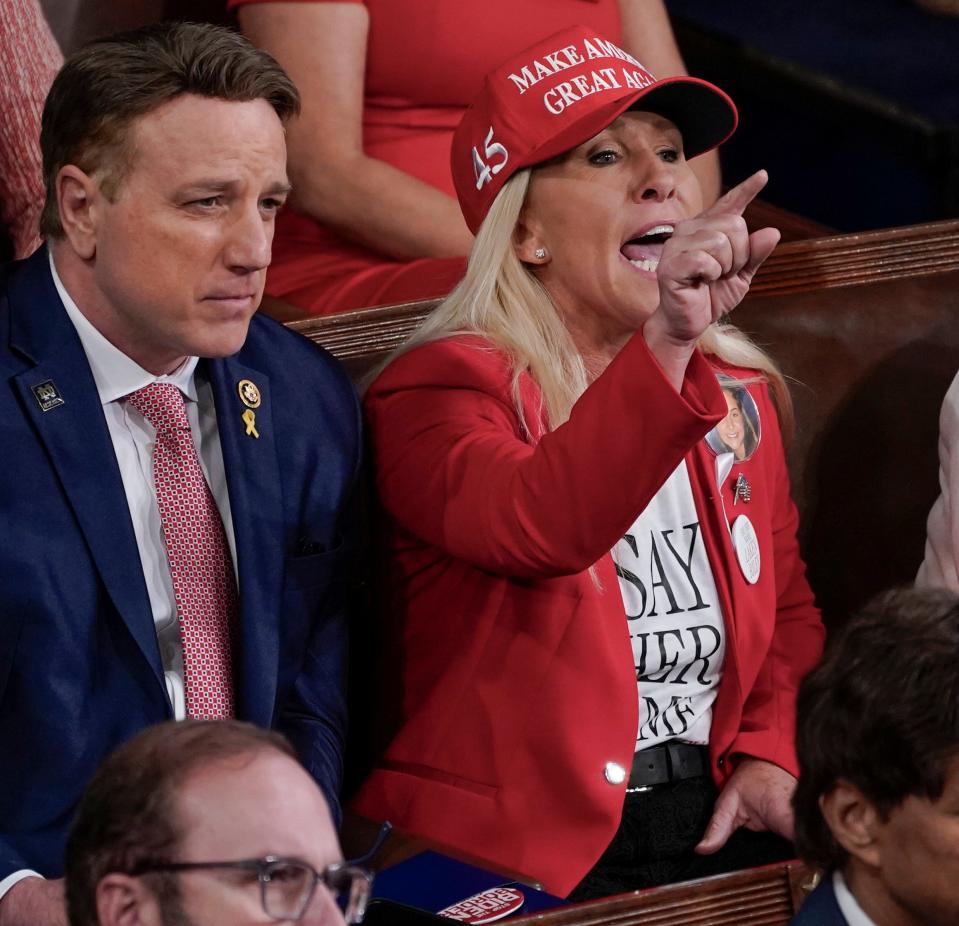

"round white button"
[604,761,626,785]
[731,515,761,584]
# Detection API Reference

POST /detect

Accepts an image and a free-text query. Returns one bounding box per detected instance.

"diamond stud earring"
[534,247,547,260]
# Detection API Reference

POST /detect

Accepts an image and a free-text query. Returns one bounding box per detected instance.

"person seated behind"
[352,24,824,900]
[0,21,361,925]
[918,371,959,591]
[790,586,959,926]
[233,0,722,317]
[64,720,372,926]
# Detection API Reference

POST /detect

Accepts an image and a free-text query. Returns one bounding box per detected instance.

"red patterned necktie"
[127,382,237,719]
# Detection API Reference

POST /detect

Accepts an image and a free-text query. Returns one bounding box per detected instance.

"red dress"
[0,0,62,258]
[353,333,824,896]
[229,0,623,314]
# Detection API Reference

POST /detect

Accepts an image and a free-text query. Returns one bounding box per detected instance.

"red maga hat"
[451,25,738,234]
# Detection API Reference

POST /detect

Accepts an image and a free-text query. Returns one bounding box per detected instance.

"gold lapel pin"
[237,379,262,439]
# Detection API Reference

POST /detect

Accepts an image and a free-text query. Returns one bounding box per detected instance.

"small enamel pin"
[33,380,64,412]
[733,473,752,505]
[237,378,261,439]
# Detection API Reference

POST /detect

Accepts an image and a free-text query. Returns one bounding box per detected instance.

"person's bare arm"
[0,878,66,926]
[618,0,722,205]
[238,2,473,260]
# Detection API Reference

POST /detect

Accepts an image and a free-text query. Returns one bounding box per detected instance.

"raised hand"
[655,169,779,341]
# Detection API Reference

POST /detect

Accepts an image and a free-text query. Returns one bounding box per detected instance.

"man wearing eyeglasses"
[63,721,372,926]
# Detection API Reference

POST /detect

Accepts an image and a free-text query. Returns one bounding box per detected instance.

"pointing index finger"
[700,169,769,219]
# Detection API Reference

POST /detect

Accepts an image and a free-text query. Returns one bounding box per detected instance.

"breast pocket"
[284,544,342,593]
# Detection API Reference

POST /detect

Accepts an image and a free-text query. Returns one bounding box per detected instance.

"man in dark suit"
[0,22,360,926]
[789,587,959,926]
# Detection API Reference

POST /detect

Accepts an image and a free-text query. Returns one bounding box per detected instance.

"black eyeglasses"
[131,856,372,923]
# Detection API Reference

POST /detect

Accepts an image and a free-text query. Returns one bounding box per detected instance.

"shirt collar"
[833,870,879,926]
[50,250,200,406]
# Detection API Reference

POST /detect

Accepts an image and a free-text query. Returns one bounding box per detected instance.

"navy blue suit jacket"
[789,876,848,926]
[0,248,362,879]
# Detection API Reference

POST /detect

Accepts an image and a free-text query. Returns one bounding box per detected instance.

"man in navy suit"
[0,22,360,926]
[789,587,959,926]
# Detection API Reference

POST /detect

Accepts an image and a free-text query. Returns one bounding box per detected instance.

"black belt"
[628,742,709,790]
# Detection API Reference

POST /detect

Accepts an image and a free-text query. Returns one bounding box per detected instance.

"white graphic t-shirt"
[613,460,726,751]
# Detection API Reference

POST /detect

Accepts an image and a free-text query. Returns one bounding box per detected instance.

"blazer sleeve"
[729,385,825,777]
[276,374,363,823]
[0,843,30,885]
[366,333,727,579]
[917,371,959,591]
[276,550,351,823]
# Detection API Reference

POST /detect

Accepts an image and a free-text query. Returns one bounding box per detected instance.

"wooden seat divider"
[511,861,816,926]
[287,218,959,626]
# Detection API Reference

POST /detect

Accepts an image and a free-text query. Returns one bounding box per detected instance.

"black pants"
[569,775,795,901]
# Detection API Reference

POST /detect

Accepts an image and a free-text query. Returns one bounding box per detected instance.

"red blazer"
[352,332,824,897]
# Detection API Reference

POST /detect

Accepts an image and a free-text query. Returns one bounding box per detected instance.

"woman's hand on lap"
[694,756,796,854]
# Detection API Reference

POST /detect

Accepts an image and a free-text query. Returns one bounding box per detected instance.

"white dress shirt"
[0,254,239,903]
[50,250,239,711]
[834,871,879,926]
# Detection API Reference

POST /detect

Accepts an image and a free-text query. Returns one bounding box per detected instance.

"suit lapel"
[209,355,284,726]
[7,250,164,688]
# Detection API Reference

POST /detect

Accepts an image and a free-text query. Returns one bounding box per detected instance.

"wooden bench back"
[289,219,959,625]
[734,220,959,625]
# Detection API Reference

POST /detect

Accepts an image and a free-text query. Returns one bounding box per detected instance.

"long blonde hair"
[389,169,793,441]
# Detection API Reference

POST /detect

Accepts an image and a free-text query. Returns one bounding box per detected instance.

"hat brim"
[517,75,737,172]
[630,78,738,159]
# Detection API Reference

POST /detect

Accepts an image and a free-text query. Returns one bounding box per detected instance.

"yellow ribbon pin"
[242,408,259,438]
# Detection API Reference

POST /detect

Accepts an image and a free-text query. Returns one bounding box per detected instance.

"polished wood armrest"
[510,861,816,926]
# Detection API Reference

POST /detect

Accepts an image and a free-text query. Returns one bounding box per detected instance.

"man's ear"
[512,210,549,266]
[56,165,103,261]
[820,779,883,869]
[95,873,161,926]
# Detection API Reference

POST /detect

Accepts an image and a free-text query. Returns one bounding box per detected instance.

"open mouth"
[620,224,674,273]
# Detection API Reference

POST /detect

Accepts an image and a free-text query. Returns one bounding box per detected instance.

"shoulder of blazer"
[790,877,847,926]
[365,334,550,428]
[236,314,360,428]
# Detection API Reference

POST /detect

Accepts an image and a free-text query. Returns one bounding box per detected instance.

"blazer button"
[604,761,626,785]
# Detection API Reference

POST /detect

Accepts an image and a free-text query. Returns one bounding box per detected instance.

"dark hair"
[792,586,959,870]
[40,20,300,237]
[64,720,296,926]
